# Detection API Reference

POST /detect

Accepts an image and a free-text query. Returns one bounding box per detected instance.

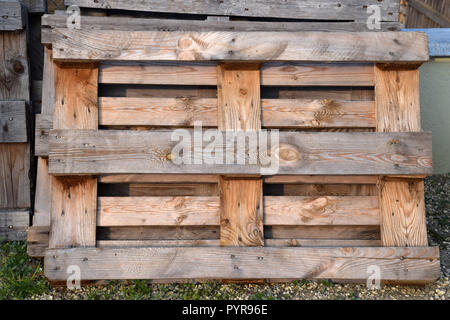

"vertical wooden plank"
[0,29,30,209]
[49,63,98,249]
[217,63,264,246]
[375,66,428,246]
[33,48,54,227]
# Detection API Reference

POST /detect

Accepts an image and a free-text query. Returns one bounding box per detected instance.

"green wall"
[419,58,450,174]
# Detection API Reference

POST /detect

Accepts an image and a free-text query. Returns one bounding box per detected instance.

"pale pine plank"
[49,64,98,249]
[99,62,374,86]
[97,196,379,227]
[217,64,263,246]
[99,97,375,128]
[375,66,429,247]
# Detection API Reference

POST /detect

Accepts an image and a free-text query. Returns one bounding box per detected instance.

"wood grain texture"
[375,67,422,132]
[0,145,30,210]
[283,184,377,196]
[48,130,433,175]
[100,175,378,185]
[217,64,263,247]
[0,1,24,31]
[44,246,440,282]
[0,30,29,100]
[64,0,400,21]
[50,30,429,63]
[261,99,375,128]
[0,100,27,142]
[96,239,382,248]
[42,14,401,41]
[36,98,375,145]
[264,196,379,226]
[49,65,98,249]
[0,29,30,209]
[0,208,29,240]
[98,62,374,86]
[33,157,51,226]
[35,113,51,156]
[379,180,428,246]
[99,174,219,184]
[95,195,379,227]
[266,225,380,240]
[128,183,218,196]
[97,226,220,241]
[375,65,429,247]
[98,197,220,227]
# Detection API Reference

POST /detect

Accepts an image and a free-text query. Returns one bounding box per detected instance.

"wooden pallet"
[0,0,31,241]
[31,21,440,283]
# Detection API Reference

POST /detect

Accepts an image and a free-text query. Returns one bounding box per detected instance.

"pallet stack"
[0,0,35,241]
[29,0,440,283]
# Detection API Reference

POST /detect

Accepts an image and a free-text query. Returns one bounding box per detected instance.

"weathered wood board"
[97,196,379,227]
[64,0,400,21]
[45,246,440,282]
[0,0,24,31]
[0,209,29,240]
[0,100,27,142]
[48,130,433,175]
[50,30,429,62]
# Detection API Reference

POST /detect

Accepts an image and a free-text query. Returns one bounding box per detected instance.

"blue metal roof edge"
[403,28,450,57]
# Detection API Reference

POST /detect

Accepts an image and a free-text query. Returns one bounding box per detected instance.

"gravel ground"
[2,174,449,300]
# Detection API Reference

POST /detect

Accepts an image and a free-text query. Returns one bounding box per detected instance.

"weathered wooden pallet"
[30,22,440,283]
[0,0,31,241]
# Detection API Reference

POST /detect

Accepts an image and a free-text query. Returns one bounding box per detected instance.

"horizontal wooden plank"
[266,225,380,240]
[0,100,27,143]
[51,30,429,62]
[44,246,440,282]
[97,226,220,241]
[99,62,374,86]
[265,176,378,184]
[128,183,219,196]
[99,174,219,184]
[64,0,400,21]
[264,196,379,225]
[99,97,375,128]
[41,16,401,47]
[282,184,377,196]
[98,197,220,227]
[48,130,433,175]
[97,196,379,227]
[0,209,29,241]
[97,239,382,248]
[99,175,378,184]
[0,1,24,31]
[36,98,376,154]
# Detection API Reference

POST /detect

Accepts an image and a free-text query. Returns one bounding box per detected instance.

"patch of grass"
[0,241,49,299]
